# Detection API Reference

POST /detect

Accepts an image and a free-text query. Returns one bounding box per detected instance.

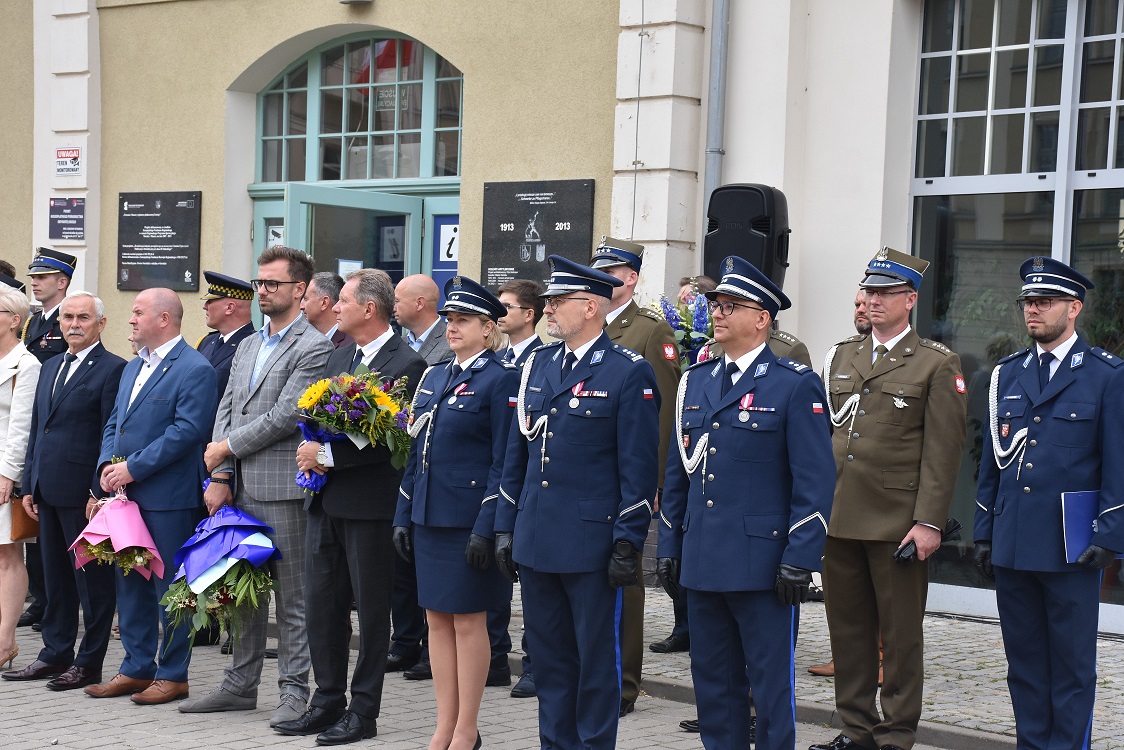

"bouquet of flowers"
[160,506,280,644]
[294,369,412,494]
[69,488,165,579]
[652,293,714,368]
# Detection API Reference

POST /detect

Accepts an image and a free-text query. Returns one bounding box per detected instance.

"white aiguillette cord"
[516,350,550,471]
[822,344,861,449]
[988,363,1028,478]
[406,365,439,469]
[675,367,708,476]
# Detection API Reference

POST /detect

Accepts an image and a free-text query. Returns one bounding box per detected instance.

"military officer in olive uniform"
[495,255,659,750]
[589,236,680,716]
[696,328,811,368]
[19,248,77,630]
[196,271,256,398]
[811,248,966,750]
[974,258,1124,750]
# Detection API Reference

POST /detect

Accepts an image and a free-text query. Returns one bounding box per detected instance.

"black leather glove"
[971,541,994,579]
[465,533,494,571]
[656,557,682,601]
[495,532,518,583]
[1076,543,1118,569]
[607,540,638,589]
[392,525,413,563]
[774,563,813,606]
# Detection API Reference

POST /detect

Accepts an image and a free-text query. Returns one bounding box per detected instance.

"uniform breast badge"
[893,397,908,409]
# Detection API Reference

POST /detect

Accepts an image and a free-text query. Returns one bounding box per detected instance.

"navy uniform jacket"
[512,336,542,367]
[496,333,660,573]
[658,346,835,591]
[395,351,519,537]
[975,339,1124,571]
[197,322,255,398]
[22,308,67,364]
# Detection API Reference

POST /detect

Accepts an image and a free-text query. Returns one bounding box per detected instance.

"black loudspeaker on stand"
[703,184,791,290]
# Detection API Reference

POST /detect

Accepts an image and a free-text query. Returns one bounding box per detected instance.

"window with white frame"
[258,36,463,184]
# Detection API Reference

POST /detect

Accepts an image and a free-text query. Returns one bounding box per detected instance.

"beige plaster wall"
[95,0,619,345]
[0,2,34,286]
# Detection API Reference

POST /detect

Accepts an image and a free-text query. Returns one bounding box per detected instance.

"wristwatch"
[317,444,329,466]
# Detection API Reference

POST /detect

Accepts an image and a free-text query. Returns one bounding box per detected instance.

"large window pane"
[372,134,394,179]
[437,80,462,128]
[263,93,283,138]
[1077,106,1112,169]
[319,138,342,180]
[289,91,307,136]
[956,52,992,111]
[917,119,949,177]
[398,133,421,178]
[1029,110,1059,171]
[287,63,307,90]
[286,139,306,182]
[321,88,344,135]
[343,136,368,180]
[921,57,952,115]
[913,191,1054,591]
[399,83,422,130]
[923,0,955,52]
[372,40,398,84]
[960,0,995,49]
[1081,40,1117,102]
[321,46,345,87]
[262,139,282,182]
[1072,189,1124,361]
[1085,0,1120,37]
[1033,44,1064,105]
[401,40,424,81]
[346,88,369,133]
[994,48,1028,108]
[1036,0,1067,39]
[435,130,460,177]
[347,42,371,84]
[990,113,1025,172]
[436,56,462,79]
[373,86,397,131]
[952,116,986,175]
[997,0,1031,46]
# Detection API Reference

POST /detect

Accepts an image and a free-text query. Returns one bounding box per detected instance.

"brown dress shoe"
[808,659,835,676]
[131,679,189,705]
[84,673,153,698]
[47,665,102,691]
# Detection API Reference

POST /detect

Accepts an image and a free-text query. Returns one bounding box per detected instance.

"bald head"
[393,274,441,334]
[130,287,184,351]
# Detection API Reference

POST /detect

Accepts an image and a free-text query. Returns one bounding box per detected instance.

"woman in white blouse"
[0,282,42,669]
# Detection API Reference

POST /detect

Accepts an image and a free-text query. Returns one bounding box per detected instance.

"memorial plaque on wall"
[480,179,594,289]
[117,191,202,290]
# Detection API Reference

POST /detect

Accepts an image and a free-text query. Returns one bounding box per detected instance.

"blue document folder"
[1061,491,1124,564]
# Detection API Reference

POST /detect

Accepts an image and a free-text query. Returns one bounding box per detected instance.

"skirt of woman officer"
[414,524,510,613]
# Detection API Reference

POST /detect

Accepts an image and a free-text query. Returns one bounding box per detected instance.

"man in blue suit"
[86,288,218,705]
[974,257,1124,750]
[495,256,659,750]
[3,293,125,690]
[657,256,835,750]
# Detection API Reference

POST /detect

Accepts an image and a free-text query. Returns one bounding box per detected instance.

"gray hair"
[311,272,345,304]
[0,285,29,325]
[348,268,395,322]
[62,290,106,321]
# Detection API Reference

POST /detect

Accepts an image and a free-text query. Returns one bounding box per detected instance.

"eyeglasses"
[862,289,913,299]
[544,297,592,310]
[250,279,301,293]
[502,303,532,311]
[707,300,765,316]
[1017,297,1074,312]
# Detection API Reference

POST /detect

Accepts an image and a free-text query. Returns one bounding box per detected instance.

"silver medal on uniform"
[739,411,750,422]
[448,396,457,405]
[569,397,579,408]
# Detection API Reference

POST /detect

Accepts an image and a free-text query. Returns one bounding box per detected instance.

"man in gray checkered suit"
[178,247,333,727]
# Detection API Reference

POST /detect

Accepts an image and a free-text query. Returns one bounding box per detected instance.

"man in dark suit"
[301,272,354,349]
[2,293,125,690]
[974,258,1124,750]
[276,268,425,745]
[85,288,218,705]
[196,271,256,397]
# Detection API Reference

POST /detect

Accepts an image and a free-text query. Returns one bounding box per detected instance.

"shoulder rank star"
[893,397,907,409]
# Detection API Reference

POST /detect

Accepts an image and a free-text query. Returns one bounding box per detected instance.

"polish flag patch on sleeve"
[955,376,966,394]
[643,388,654,400]
[812,402,824,414]
[663,343,677,361]
[508,396,518,407]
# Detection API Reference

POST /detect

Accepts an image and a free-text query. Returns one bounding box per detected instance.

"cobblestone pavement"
[4,584,1122,749]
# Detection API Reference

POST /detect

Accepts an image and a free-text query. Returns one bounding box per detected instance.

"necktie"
[450,364,462,380]
[52,352,77,402]
[350,348,364,373]
[874,344,889,363]
[503,347,515,363]
[563,352,577,375]
[1038,351,1054,390]
[721,361,738,396]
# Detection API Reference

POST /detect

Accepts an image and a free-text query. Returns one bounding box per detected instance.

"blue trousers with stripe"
[994,566,1100,750]
[688,588,798,750]
[520,567,623,750]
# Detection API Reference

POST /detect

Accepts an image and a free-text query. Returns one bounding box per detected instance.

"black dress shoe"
[384,651,419,672]
[274,706,346,736]
[1,659,68,681]
[485,665,511,687]
[403,658,432,680]
[193,623,221,647]
[316,711,377,745]
[31,622,43,632]
[679,718,700,732]
[619,699,635,717]
[264,648,278,659]
[510,672,535,698]
[809,734,876,750]
[46,665,102,691]
[17,610,42,628]
[649,633,690,653]
[220,635,233,655]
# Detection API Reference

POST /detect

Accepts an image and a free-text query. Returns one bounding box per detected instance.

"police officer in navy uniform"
[974,257,1124,750]
[657,256,835,750]
[495,255,659,750]
[196,271,256,399]
[393,276,518,750]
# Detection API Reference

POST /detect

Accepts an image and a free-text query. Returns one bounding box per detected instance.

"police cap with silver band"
[438,275,507,322]
[540,254,623,300]
[589,235,644,272]
[0,274,26,294]
[201,270,254,300]
[859,246,928,290]
[1017,256,1094,302]
[27,247,77,278]
[704,255,790,318]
